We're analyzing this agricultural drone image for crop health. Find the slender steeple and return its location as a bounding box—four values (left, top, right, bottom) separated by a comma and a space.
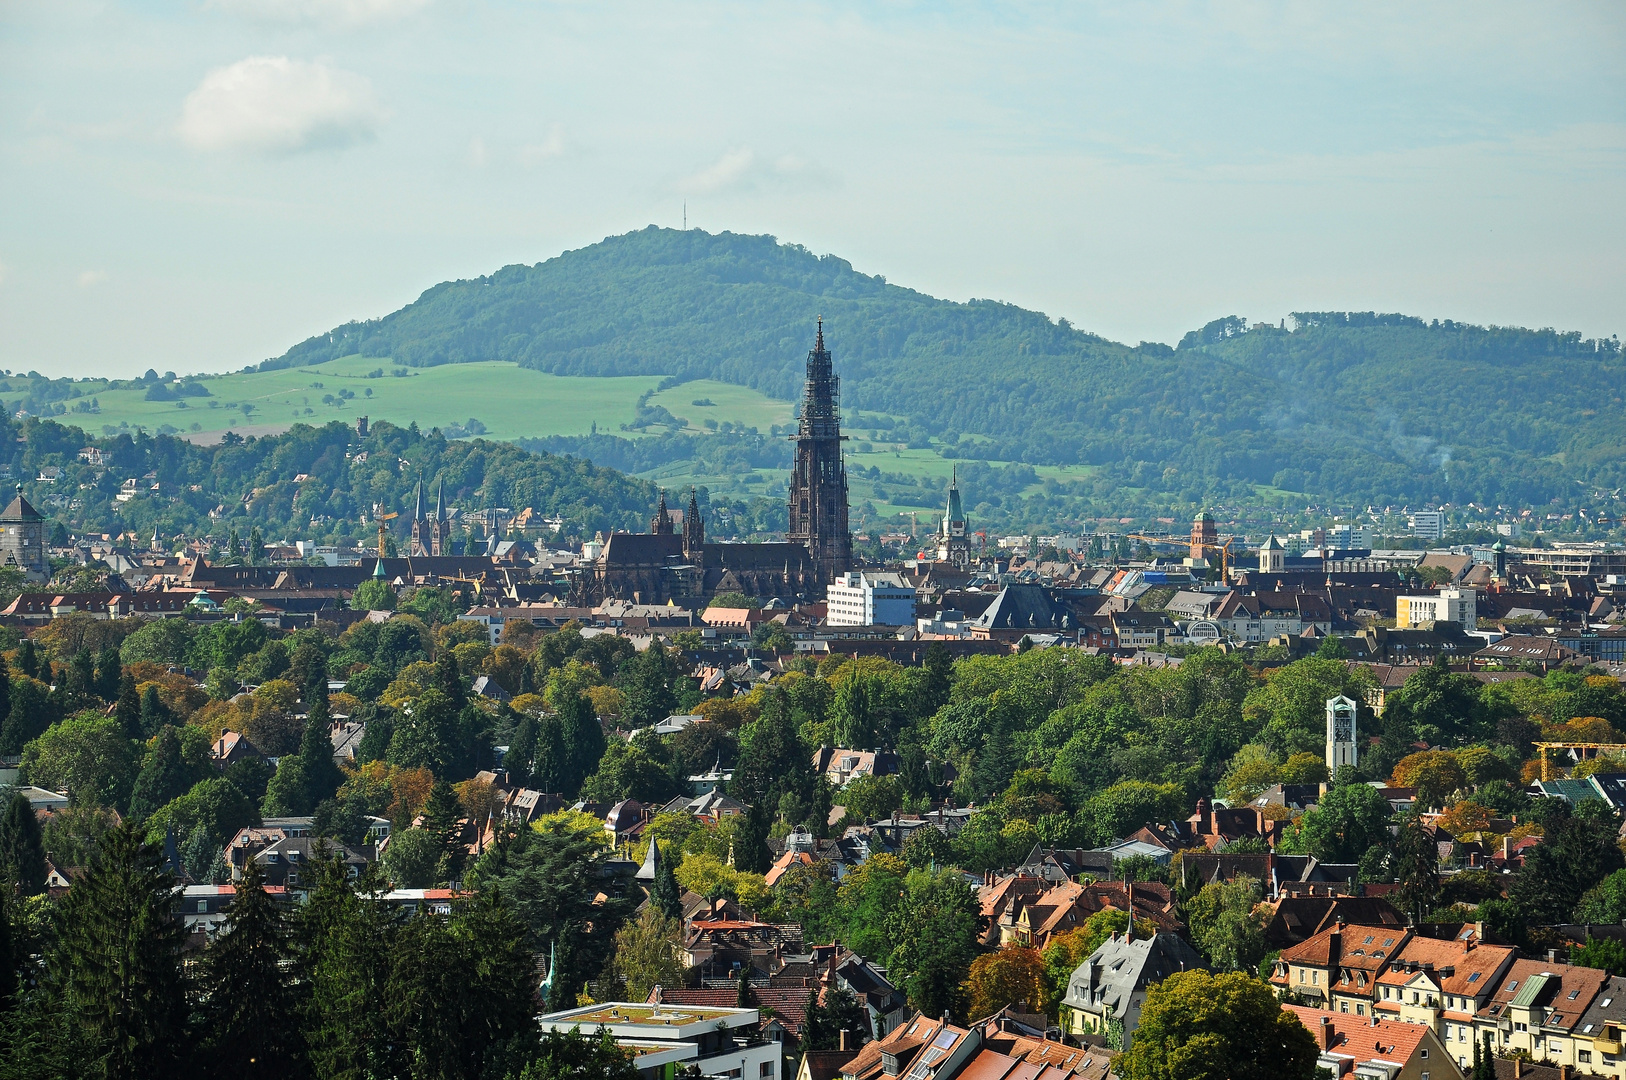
435, 478, 445, 522
683, 487, 704, 561
651, 489, 674, 535
787, 318, 852, 585
413, 476, 426, 521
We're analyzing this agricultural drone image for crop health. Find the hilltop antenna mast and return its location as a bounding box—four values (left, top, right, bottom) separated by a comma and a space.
683, 201, 687, 230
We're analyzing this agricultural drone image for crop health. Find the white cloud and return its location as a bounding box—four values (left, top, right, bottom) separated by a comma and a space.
677, 148, 838, 196
77, 270, 107, 287
179, 56, 387, 154
206, 0, 430, 29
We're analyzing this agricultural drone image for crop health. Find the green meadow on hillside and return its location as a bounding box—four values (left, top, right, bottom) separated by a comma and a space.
63, 359, 669, 443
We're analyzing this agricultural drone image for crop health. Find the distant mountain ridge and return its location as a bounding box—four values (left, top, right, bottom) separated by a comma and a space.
269, 227, 1625, 510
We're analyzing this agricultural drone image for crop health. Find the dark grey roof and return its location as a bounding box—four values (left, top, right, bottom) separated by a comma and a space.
972, 585, 1072, 631
1063, 933, 1208, 1020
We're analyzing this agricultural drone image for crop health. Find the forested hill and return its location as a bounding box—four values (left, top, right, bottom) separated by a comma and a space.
271, 227, 1624, 509
14, 416, 659, 541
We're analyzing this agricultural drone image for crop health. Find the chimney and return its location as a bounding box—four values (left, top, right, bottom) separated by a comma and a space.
1514, 1059, 1523, 1078
1504, 836, 1513, 861
1317, 1015, 1334, 1050
840, 1030, 849, 1052
1549, 949, 1559, 965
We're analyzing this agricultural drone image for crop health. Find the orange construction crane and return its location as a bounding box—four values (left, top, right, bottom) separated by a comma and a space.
372, 507, 399, 561
1126, 533, 1237, 581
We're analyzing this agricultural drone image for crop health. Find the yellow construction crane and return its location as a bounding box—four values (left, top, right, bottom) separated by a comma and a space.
372, 508, 399, 561
1125, 533, 1237, 581
1533, 741, 1624, 781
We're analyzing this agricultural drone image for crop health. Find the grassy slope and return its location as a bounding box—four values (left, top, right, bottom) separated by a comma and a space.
72, 358, 667, 443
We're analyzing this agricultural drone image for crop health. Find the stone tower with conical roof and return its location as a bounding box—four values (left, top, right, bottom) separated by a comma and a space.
0, 485, 47, 582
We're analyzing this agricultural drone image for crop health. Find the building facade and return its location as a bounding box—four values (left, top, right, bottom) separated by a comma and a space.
826, 572, 917, 626
1326, 695, 1358, 773
1398, 587, 1478, 632
787, 319, 852, 587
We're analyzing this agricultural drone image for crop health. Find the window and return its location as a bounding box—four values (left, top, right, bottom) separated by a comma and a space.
1581, 1051, 1593, 1064
1469, 973, 1481, 983
1506, 982, 1518, 993
761, 1064, 774, 1077
1340, 1002, 1348, 1013
197, 899, 207, 913
1357, 1005, 1365, 1016
1569, 989, 1581, 999
1421, 1049, 1428, 1058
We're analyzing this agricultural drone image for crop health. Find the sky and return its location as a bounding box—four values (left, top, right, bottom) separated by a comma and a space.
2, 1, 1623, 378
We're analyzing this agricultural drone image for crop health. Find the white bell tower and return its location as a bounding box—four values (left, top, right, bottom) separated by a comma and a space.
1326, 695, 1358, 773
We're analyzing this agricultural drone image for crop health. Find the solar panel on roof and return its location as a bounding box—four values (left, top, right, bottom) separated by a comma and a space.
933, 1029, 958, 1050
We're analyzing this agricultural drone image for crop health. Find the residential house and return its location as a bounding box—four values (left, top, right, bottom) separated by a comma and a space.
839, 1014, 982, 1080
1471, 958, 1609, 1074
1272, 923, 1414, 1014
1568, 971, 1626, 1077
1370, 931, 1519, 1046
1061, 932, 1208, 1049
1214, 591, 1333, 643
1282, 1004, 1462, 1080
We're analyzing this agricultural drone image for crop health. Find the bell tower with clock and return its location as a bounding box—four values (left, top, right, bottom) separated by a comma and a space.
1326, 695, 1358, 774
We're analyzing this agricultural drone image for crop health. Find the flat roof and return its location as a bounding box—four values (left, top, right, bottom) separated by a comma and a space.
540, 1002, 759, 1040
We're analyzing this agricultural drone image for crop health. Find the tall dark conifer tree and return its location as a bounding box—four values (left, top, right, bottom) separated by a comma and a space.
0, 790, 47, 895
50, 820, 188, 1079
558, 693, 603, 797
115, 674, 142, 741
94, 646, 122, 702
196, 860, 305, 1079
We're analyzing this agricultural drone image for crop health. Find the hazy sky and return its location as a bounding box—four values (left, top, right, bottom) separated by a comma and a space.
3, 1, 1623, 378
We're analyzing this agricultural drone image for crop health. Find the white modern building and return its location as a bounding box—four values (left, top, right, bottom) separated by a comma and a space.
1408, 510, 1445, 540
537, 1001, 779, 1080
825, 571, 916, 627
1397, 587, 1477, 632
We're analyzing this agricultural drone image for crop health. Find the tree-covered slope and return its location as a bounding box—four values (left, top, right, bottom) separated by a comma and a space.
270, 227, 1624, 509
14, 416, 660, 543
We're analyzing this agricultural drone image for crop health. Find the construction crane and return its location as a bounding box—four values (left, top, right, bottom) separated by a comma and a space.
371, 507, 399, 562
1125, 533, 1237, 581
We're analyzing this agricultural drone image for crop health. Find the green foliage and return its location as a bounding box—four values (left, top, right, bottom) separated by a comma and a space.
384, 827, 446, 888
605, 907, 686, 1002
1571, 937, 1626, 977
1576, 868, 1626, 924
464, 818, 634, 1006
515, 1027, 640, 1080
1186, 876, 1268, 973
886, 866, 979, 1021
1510, 800, 1626, 924
0, 790, 48, 895
127, 724, 212, 820
385, 895, 538, 1078
1280, 782, 1392, 863
49, 820, 189, 1078
1120, 970, 1318, 1080
195, 860, 306, 1076
20, 712, 139, 811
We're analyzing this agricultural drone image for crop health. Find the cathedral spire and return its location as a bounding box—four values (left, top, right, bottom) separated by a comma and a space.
684, 486, 704, 558
413, 475, 426, 521
435, 478, 445, 522
651, 489, 673, 535
815, 314, 824, 355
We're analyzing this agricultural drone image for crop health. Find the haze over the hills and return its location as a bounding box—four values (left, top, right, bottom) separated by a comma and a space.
267, 227, 1624, 513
